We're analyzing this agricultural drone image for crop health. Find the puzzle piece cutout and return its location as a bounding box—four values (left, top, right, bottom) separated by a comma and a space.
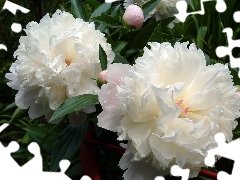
205, 132, 240, 180
0, 123, 91, 180
154, 176, 165, 180
0, 1, 30, 51
2, 0, 30, 33
233, 11, 240, 23
215, 27, 240, 73
171, 165, 190, 180
154, 165, 190, 180
175, 0, 227, 22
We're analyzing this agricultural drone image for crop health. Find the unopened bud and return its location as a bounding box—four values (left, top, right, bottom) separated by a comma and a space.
97, 70, 107, 87
122, 5, 144, 30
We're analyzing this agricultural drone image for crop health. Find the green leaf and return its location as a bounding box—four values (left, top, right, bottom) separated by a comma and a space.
89, 3, 111, 21
129, 17, 174, 49
128, 21, 159, 49
204, 53, 212, 66
50, 94, 98, 123
197, 26, 207, 49
9, 107, 27, 124
24, 124, 63, 147
113, 52, 129, 64
86, 0, 101, 9
50, 122, 88, 171
99, 45, 108, 70
142, 0, 161, 17
110, 4, 121, 17
93, 15, 122, 28
229, 65, 240, 86
112, 41, 128, 53
149, 21, 162, 43
66, 161, 81, 177
71, 0, 87, 21
1, 102, 16, 113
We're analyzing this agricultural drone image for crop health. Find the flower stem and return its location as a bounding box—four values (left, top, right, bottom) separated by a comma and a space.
80, 121, 101, 180
107, 26, 124, 40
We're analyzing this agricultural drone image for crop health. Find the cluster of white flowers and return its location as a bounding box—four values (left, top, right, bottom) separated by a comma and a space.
6, 7, 240, 180
98, 42, 240, 178
5, 10, 114, 122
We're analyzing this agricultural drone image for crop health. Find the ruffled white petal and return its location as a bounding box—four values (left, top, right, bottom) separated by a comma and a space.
98, 42, 240, 178
6, 10, 114, 121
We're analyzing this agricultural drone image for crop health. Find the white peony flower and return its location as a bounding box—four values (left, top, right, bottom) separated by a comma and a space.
125, 0, 190, 21
5, 10, 115, 122
98, 42, 240, 178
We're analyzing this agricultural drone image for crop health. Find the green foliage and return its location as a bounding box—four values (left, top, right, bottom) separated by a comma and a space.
50, 121, 88, 171
50, 94, 98, 122
142, 0, 161, 17
99, 44, 108, 70
93, 15, 122, 28
71, 0, 87, 21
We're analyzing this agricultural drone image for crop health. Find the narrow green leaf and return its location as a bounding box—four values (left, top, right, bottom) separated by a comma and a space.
129, 17, 174, 49
204, 53, 212, 66
50, 94, 98, 122
71, 0, 87, 21
149, 21, 162, 43
129, 21, 160, 49
66, 162, 81, 177
1, 102, 16, 113
113, 52, 129, 64
197, 26, 207, 49
142, 0, 161, 17
160, 16, 175, 27
110, 4, 121, 17
99, 45, 108, 70
229, 65, 240, 86
9, 107, 27, 124
50, 122, 88, 171
86, 0, 101, 9
93, 15, 122, 28
89, 3, 111, 21
112, 41, 128, 53
24, 124, 63, 147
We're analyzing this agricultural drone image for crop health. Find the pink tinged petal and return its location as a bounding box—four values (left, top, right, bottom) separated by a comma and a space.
99, 84, 119, 111
98, 70, 107, 83
106, 63, 131, 85
97, 111, 123, 132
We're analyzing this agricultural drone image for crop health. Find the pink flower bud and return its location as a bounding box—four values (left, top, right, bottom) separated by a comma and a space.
122, 5, 144, 30
97, 70, 107, 87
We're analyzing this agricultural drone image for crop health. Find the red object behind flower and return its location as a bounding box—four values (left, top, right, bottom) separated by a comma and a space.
81, 124, 218, 180
80, 122, 101, 180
